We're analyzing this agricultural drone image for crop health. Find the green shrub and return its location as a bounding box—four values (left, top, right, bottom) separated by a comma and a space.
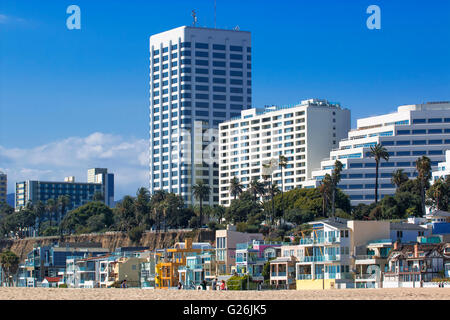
58, 284, 68, 288
128, 226, 144, 244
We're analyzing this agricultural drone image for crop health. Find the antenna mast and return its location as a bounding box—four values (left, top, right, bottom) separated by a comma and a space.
192, 10, 197, 27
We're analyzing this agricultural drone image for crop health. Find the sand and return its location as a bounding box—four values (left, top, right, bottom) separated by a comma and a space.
0, 287, 449, 300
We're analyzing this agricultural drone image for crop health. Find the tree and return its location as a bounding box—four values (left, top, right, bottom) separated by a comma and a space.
330, 160, 343, 216
369, 143, 390, 204
150, 190, 167, 232
93, 192, 104, 202
319, 174, 332, 217
229, 177, 243, 200
135, 187, 151, 229
426, 177, 449, 211
0, 250, 19, 287
57, 195, 71, 227
192, 180, 211, 228
33, 201, 46, 236
226, 192, 263, 224
278, 155, 289, 225
61, 202, 114, 234
416, 156, 432, 215
114, 195, 137, 232
248, 178, 265, 202
45, 199, 57, 227
391, 169, 409, 189
211, 205, 226, 224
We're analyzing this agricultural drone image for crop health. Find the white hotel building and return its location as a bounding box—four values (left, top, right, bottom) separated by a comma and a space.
149, 26, 252, 206
304, 101, 450, 205
432, 149, 450, 182
218, 99, 351, 206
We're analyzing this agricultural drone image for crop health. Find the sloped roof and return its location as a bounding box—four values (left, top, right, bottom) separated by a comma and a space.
426, 210, 450, 218
388, 243, 445, 260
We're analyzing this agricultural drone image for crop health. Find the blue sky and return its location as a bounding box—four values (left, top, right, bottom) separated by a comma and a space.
1, 0, 449, 199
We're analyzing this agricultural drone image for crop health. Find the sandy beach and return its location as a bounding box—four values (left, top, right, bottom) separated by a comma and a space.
0, 287, 449, 300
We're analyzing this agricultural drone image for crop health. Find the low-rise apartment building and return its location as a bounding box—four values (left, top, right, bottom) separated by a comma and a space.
215, 226, 263, 275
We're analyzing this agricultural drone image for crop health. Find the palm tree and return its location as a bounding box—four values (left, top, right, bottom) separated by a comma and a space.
33, 201, 46, 236
416, 156, 432, 215
426, 178, 447, 211
229, 177, 243, 200
151, 190, 167, 232
192, 180, 211, 228
45, 199, 57, 228
319, 174, 333, 217
330, 160, 343, 217
0, 251, 19, 287
369, 143, 390, 204
391, 169, 409, 189
278, 155, 289, 225
57, 195, 71, 226
248, 178, 265, 202
268, 183, 280, 225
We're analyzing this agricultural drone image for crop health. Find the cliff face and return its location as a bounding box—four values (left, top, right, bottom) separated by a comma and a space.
0, 230, 215, 262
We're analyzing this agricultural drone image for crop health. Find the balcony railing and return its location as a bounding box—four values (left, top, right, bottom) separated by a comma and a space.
298, 237, 340, 245
298, 255, 340, 263
355, 273, 378, 280
296, 274, 312, 280
355, 255, 376, 260
271, 272, 287, 277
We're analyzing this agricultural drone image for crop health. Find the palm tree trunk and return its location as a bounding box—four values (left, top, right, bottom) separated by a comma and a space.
375, 160, 379, 204
331, 187, 336, 217
199, 199, 203, 229
271, 176, 275, 226
281, 167, 284, 226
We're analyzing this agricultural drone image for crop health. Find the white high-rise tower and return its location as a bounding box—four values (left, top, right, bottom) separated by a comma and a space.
149, 26, 252, 206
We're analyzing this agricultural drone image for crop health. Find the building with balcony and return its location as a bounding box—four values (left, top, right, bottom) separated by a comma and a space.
17, 243, 107, 287
218, 99, 351, 205
215, 226, 263, 275
305, 101, 450, 205
295, 218, 390, 290
178, 251, 217, 289
390, 222, 431, 243
354, 239, 392, 288
269, 245, 300, 289
140, 250, 162, 289
383, 242, 446, 288
155, 239, 213, 289
235, 240, 285, 282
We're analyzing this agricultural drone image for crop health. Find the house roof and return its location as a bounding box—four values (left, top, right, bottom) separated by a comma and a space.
388, 243, 445, 260
426, 210, 450, 218
309, 217, 349, 230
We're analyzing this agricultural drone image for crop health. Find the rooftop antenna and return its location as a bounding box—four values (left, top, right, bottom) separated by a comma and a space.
214, 0, 217, 28
192, 9, 198, 27
234, 25, 240, 31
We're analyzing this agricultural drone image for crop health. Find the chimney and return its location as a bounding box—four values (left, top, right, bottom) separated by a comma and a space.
414, 243, 419, 258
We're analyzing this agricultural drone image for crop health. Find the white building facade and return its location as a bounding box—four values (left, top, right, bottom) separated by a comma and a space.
149, 26, 252, 206
432, 149, 450, 182
218, 99, 350, 205
305, 102, 450, 205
